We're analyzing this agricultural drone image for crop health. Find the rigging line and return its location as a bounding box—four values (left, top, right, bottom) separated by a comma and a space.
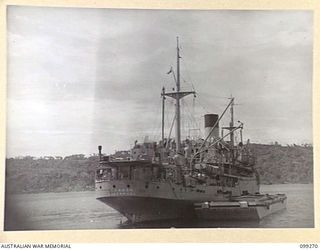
168, 45, 179, 87
181, 99, 194, 136
169, 101, 176, 130
181, 77, 191, 91
191, 96, 199, 129
180, 59, 196, 91
187, 98, 200, 127
197, 92, 230, 111
181, 100, 194, 138
197, 94, 226, 109
142, 97, 162, 142
167, 113, 176, 145
136, 99, 161, 140
153, 97, 164, 141
196, 95, 231, 115
195, 98, 210, 113
182, 98, 199, 129
180, 99, 186, 138
208, 95, 229, 100
165, 98, 175, 131
192, 96, 203, 132
186, 102, 196, 130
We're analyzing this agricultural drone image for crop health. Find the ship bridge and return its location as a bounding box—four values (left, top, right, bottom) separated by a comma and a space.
96, 157, 162, 182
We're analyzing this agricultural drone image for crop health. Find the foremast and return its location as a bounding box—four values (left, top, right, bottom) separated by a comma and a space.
161, 37, 195, 152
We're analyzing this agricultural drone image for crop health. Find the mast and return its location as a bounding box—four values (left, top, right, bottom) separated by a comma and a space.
230, 96, 235, 147
221, 97, 236, 161
230, 96, 235, 162
176, 37, 181, 152
161, 87, 165, 143
162, 37, 195, 153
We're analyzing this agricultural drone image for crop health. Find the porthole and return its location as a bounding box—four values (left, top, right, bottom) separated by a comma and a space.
127, 184, 130, 188
113, 185, 116, 188
156, 186, 160, 189
99, 186, 102, 189
145, 185, 149, 189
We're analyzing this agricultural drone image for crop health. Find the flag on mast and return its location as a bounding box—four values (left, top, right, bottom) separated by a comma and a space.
167, 66, 173, 74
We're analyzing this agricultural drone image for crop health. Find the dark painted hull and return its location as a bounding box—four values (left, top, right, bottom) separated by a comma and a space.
97, 196, 195, 223
95, 175, 260, 223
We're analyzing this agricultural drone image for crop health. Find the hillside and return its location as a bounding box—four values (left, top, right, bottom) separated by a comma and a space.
5, 155, 98, 194
5, 144, 313, 194
249, 143, 313, 184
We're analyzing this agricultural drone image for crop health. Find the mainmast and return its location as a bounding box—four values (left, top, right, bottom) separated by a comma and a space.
162, 37, 195, 153
161, 86, 165, 143
230, 96, 235, 147
175, 37, 182, 152
230, 97, 236, 162
221, 96, 236, 161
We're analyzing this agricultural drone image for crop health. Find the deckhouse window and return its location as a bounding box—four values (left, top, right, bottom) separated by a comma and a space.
118, 166, 130, 180
96, 168, 113, 181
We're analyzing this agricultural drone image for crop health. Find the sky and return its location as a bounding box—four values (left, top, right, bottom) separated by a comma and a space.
6, 7, 313, 157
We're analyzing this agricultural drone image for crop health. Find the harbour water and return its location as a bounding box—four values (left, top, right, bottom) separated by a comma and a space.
4, 184, 314, 230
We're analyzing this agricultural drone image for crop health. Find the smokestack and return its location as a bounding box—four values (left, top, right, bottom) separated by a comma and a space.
204, 114, 219, 139
98, 145, 102, 161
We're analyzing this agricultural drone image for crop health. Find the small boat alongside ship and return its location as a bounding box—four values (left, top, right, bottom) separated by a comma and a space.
194, 194, 287, 220
95, 37, 287, 224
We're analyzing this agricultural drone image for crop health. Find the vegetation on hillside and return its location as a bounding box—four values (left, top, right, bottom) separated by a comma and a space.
5, 144, 313, 194
5, 154, 98, 194
249, 143, 313, 184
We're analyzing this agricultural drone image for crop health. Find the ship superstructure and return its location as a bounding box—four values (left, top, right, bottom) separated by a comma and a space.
95, 38, 261, 223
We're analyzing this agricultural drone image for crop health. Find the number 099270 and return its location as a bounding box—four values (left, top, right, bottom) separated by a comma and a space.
300, 244, 318, 248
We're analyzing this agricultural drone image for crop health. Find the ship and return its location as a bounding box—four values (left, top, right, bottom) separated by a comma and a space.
95, 37, 286, 224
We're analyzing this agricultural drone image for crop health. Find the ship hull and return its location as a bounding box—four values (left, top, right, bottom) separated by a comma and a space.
97, 196, 195, 223
95, 177, 259, 223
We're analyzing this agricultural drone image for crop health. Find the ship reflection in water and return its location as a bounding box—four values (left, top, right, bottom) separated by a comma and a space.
4, 184, 313, 230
